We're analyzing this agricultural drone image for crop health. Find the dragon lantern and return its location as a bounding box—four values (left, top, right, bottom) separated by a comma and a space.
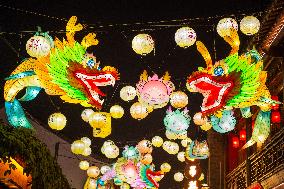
4, 16, 119, 128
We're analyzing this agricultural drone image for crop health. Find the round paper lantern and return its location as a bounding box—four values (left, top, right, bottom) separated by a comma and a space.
181, 138, 192, 147
137, 140, 152, 154
89, 112, 106, 128
87, 166, 100, 178
104, 144, 119, 159
120, 86, 137, 101
271, 111, 281, 123
240, 16, 260, 35
81, 137, 91, 146
175, 27, 197, 48
79, 160, 89, 170
71, 140, 86, 154
141, 153, 153, 165
132, 34, 154, 56
110, 105, 124, 119
26, 35, 52, 58
217, 18, 238, 37
122, 146, 140, 160
232, 136, 240, 148
163, 141, 179, 155
193, 112, 208, 126
82, 147, 92, 156
81, 109, 95, 122
130, 102, 149, 120
100, 165, 111, 174
174, 172, 184, 182
177, 152, 185, 162
170, 91, 189, 109
239, 129, 246, 141
200, 122, 212, 131
160, 163, 171, 173
152, 136, 163, 147
120, 183, 130, 189
48, 112, 67, 130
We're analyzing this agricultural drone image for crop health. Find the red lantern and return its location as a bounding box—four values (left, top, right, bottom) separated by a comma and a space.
232, 136, 240, 148
271, 96, 279, 110
239, 129, 246, 141
271, 111, 281, 123
252, 120, 255, 131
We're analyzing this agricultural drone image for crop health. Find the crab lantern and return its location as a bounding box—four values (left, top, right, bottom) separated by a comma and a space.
136, 70, 175, 109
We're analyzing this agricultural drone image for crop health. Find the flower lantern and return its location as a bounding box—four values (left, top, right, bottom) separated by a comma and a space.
87, 166, 100, 178
110, 105, 124, 119
174, 172, 184, 182
271, 111, 281, 123
151, 136, 163, 147
240, 16, 260, 35
26, 35, 52, 58
123, 161, 138, 182
239, 129, 246, 141
160, 163, 171, 173
232, 136, 240, 148
120, 86, 137, 101
81, 109, 95, 122
48, 112, 67, 130
175, 27, 197, 48
132, 34, 154, 56
137, 140, 152, 154
79, 160, 89, 170
130, 102, 149, 120
217, 18, 238, 37
193, 112, 207, 126
170, 91, 189, 109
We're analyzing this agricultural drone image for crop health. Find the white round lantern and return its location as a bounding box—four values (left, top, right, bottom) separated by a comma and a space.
81, 137, 91, 146
48, 112, 67, 130
181, 138, 192, 147
79, 160, 89, 170
177, 152, 185, 162
170, 91, 189, 109
130, 102, 149, 120
163, 141, 179, 155
82, 147, 92, 156
174, 172, 184, 182
175, 27, 197, 48
103, 143, 119, 159
110, 105, 124, 119
217, 18, 238, 37
81, 109, 95, 122
151, 136, 163, 147
120, 86, 137, 101
71, 140, 86, 154
160, 163, 171, 173
132, 34, 154, 56
240, 16, 260, 35
100, 165, 111, 174
26, 35, 52, 58
87, 166, 100, 178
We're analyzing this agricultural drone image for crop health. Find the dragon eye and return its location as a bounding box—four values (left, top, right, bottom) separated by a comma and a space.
213, 66, 224, 76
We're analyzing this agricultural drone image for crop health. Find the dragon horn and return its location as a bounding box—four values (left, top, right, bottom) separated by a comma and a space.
140, 70, 148, 81
196, 41, 213, 71
222, 28, 240, 55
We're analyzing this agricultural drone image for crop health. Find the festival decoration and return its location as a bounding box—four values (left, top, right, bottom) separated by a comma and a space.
164, 107, 191, 140
216, 18, 238, 37
89, 112, 112, 138
81, 137, 92, 146
151, 136, 164, 147
137, 140, 153, 154
181, 138, 192, 147
26, 33, 53, 58
175, 27, 197, 48
193, 112, 208, 126
174, 172, 184, 182
81, 109, 95, 122
100, 165, 111, 175
110, 105, 124, 119
186, 140, 209, 159
187, 27, 281, 146
79, 161, 90, 171
120, 86, 137, 101
239, 129, 246, 141
240, 16, 260, 36
200, 122, 212, 131
71, 137, 92, 156
121, 183, 130, 189
170, 91, 189, 109
130, 102, 149, 120
232, 136, 240, 148
122, 146, 140, 160
141, 153, 153, 165
163, 141, 179, 155
4, 16, 119, 128
160, 163, 171, 173
136, 70, 175, 109
87, 166, 100, 178
271, 111, 281, 123
48, 112, 67, 130
271, 96, 280, 110
132, 34, 154, 55
101, 140, 119, 159
177, 151, 186, 162
240, 107, 252, 118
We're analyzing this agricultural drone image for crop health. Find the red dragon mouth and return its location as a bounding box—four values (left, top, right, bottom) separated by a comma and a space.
146, 170, 164, 188
187, 73, 234, 115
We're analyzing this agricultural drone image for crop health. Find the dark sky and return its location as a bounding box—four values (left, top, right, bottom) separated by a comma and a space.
0, 0, 272, 188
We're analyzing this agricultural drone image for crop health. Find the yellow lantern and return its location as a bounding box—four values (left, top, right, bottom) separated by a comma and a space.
193, 112, 208, 126
151, 136, 163, 147
217, 18, 238, 37
130, 102, 149, 120
87, 166, 100, 178
120, 86, 137, 101
110, 105, 124, 119
174, 172, 184, 182
240, 16, 260, 35
200, 122, 212, 131
175, 27, 197, 48
177, 152, 185, 162
121, 183, 130, 189
170, 91, 188, 109
132, 34, 154, 56
89, 112, 112, 138
141, 153, 153, 165
102, 140, 119, 159
81, 109, 95, 122
163, 141, 179, 155
160, 163, 171, 173
48, 112, 67, 130
26, 35, 52, 58
137, 140, 153, 154
79, 160, 89, 170
181, 138, 192, 147
71, 140, 86, 154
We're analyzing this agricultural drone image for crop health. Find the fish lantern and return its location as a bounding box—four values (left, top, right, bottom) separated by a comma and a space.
170, 91, 189, 109
79, 160, 89, 170
164, 107, 191, 140
175, 27, 197, 48
130, 102, 149, 120
132, 34, 154, 56
163, 141, 179, 155
89, 112, 112, 138
137, 140, 153, 154
141, 154, 153, 165
71, 140, 85, 154
81, 109, 95, 122
122, 146, 140, 160
136, 70, 175, 109
120, 86, 137, 101
232, 136, 240, 148
48, 112, 67, 130
26, 33, 53, 58
216, 18, 238, 37
186, 140, 209, 159
240, 16, 260, 36
239, 129, 246, 141
174, 172, 184, 182
200, 122, 212, 131
151, 136, 163, 147
177, 152, 185, 162
193, 112, 208, 126
87, 166, 100, 178
110, 105, 124, 119
160, 163, 171, 173
100, 165, 111, 174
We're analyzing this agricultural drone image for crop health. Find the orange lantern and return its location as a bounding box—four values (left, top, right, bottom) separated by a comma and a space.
271, 111, 281, 123
232, 136, 239, 148
137, 140, 153, 154
239, 129, 246, 141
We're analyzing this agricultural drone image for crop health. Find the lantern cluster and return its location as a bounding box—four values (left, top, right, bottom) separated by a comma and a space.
48, 112, 67, 130
101, 140, 119, 159
71, 137, 92, 156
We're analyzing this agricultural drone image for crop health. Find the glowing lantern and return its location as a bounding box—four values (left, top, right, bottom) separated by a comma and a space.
137, 140, 152, 154
198, 173, 205, 181
102, 141, 120, 159
271, 111, 281, 123
122, 146, 140, 160
170, 91, 188, 108
239, 129, 246, 141
71, 140, 85, 154
82, 147, 92, 156
87, 166, 100, 178
217, 18, 238, 37
181, 138, 192, 147
151, 136, 163, 147
120, 183, 130, 189
232, 136, 239, 148
160, 163, 171, 173
200, 122, 212, 131
163, 141, 179, 155
175, 27, 196, 48
177, 152, 185, 162
193, 112, 208, 126
89, 112, 111, 138
240, 16, 260, 35
81, 137, 92, 146
48, 112, 67, 130
100, 165, 111, 174
89, 112, 107, 128
26, 35, 52, 58
81, 109, 95, 122
120, 86, 137, 101
130, 102, 149, 120
110, 105, 124, 119
79, 160, 89, 170
271, 96, 280, 110
174, 172, 184, 182
132, 34, 154, 55
141, 154, 153, 165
